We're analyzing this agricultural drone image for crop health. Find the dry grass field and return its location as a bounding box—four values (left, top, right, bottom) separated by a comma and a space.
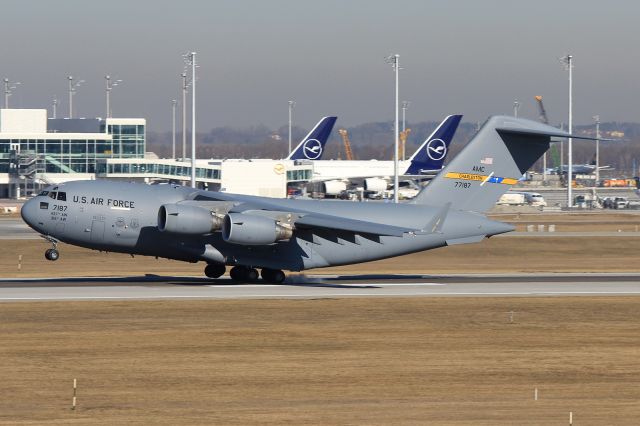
0, 298, 639, 425
1, 212, 640, 424
2, 236, 640, 279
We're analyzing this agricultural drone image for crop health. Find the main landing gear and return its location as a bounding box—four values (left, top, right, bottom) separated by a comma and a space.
42, 235, 59, 261
206, 265, 285, 284
204, 263, 226, 279
260, 268, 286, 284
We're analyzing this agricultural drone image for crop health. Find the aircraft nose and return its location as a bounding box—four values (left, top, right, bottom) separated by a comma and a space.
21, 198, 39, 230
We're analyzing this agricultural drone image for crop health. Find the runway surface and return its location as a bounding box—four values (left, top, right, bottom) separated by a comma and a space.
1, 273, 639, 301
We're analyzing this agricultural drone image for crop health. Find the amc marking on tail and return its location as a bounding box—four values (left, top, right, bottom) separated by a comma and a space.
445, 172, 518, 185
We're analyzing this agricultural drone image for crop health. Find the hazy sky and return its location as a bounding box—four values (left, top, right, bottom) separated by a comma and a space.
0, 0, 637, 132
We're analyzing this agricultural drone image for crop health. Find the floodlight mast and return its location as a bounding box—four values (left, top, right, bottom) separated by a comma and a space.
181, 72, 187, 159
171, 100, 177, 159
561, 54, 573, 207
386, 54, 400, 203
288, 100, 296, 154
593, 115, 600, 186
105, 75, 122, 118
2, 78, 8, 108
67, 76, 84, 118
187, 52, 197, 188
3, 78, 21, 108
513, 100, 520, 117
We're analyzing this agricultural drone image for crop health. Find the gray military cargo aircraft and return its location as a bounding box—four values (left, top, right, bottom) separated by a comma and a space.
21, 116, 593, 283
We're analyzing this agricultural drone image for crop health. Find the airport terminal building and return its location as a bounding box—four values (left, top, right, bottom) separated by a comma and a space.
0, 108, 312, 199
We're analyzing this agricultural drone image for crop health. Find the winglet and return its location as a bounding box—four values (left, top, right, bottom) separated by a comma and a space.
404, 115, 462, 175
287, 116, 337, 160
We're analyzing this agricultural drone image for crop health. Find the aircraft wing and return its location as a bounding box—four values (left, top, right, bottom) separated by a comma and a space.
191, 191, 419, 236
294, 212, 416, 237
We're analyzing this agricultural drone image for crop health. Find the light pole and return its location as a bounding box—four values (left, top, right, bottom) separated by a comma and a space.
105, 75, 122, 118
186, 52, 197, 188
181, 72, 187, 159
593, 115, 600, 187
288, 100, 296, 154
402, 101, 410, 161
561, 54, 573, 207
386, 54, 400, 203
171, 99, 177, 159
513, 100, 520, 117
67, 76, 84, 118
3, 78, 21, 108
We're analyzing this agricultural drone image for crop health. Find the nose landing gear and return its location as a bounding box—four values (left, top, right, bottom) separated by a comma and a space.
42, 235, 60, 261
44, 248, 59, 261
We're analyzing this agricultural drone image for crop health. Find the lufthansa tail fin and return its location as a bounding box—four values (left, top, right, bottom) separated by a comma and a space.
404, 114, 462, 175
286, 116, 337, 160
411, 116, 600, 212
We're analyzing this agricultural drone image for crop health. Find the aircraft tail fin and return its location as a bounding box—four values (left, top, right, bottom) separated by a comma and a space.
411, 116, 599, 212
404, 115, 462, 175
286, 116, 337, 160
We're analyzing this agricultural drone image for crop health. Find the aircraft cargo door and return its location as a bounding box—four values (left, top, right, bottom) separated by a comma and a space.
90, 220, 105, 242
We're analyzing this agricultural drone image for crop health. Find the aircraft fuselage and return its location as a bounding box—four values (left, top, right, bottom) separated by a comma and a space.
21, 180, 511, 272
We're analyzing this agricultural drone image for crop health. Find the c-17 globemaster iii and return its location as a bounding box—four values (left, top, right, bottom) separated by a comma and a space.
21, 116, 595, 283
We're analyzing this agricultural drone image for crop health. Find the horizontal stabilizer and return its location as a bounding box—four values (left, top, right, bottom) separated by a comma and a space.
496, 127, 615, 141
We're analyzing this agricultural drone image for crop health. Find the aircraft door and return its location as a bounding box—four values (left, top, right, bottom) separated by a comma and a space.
90, 220, 105, 242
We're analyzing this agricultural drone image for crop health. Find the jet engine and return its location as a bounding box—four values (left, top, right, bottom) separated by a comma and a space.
158, 204, 223, 235
322, 180, 347, 196
363, 177, 388, 192
222, 213, 293, 245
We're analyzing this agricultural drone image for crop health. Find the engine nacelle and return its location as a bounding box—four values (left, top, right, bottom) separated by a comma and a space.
158, 204, 222, 235
364, 177, 388, 192
222, 213, 293, 245
322, 180, 347, 196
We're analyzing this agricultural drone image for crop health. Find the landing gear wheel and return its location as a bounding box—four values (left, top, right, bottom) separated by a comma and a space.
42, 235, 60, 261
261, 268, 286, 284
44, 249, 59, 261
229, 266, 259, 283
204, 263, 226, 279
245, 268, 259, 282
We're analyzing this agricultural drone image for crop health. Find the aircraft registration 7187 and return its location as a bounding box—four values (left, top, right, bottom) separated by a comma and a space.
21, 116, 595, 283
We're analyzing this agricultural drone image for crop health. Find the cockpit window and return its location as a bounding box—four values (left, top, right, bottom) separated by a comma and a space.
57, 192, 67, 201
38, 190, 49, 196
48, 192, 57, 199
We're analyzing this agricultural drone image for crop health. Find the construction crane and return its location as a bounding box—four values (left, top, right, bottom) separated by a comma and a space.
534, 95, 560, 172
400, 128, 411, 160
338, 129, 354, 161
389, 128, 412, 160
534, 95, 549, 124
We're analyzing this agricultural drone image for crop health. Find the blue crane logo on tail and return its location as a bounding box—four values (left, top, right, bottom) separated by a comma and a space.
426, 139, 447, 161
303, 139, 323, 159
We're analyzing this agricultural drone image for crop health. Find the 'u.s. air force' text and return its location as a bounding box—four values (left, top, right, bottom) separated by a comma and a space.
72, 195, 135, 209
